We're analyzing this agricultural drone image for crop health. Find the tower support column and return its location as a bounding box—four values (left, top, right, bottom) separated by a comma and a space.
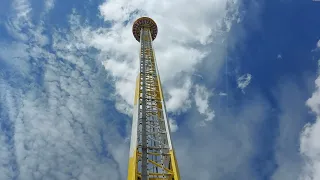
128, 17, 180, 180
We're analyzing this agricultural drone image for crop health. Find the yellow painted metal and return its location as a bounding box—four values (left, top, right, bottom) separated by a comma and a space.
127, 75, 140, 180
139, 172, 172, 176
134, 75, 140, 105
169, 150, 180, 180
148, 159, 174, 174
127, 149, 138, 180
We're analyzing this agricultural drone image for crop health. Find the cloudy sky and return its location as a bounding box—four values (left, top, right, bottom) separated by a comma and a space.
0, 0, 320, 179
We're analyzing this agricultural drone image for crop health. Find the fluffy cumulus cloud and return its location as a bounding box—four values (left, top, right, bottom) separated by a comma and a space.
165, 77, 192, 113
194, 85, 215, 123
300, 76, 320, 179
298, 40, 320, 180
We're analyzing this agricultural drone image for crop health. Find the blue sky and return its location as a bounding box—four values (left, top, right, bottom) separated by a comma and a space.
1, 0, 320, 180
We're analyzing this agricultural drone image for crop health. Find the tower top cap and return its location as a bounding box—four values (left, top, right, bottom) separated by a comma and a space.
132, 17, 158, 42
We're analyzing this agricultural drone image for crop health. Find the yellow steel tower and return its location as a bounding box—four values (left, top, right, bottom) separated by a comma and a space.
127, 17, 180, 180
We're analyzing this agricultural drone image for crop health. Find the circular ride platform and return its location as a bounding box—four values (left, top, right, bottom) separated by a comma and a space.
132, 17, 158, 42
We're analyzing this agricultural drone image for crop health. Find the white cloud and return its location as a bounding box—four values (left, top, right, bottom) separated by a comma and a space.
6, 0, 52, 46
0, 40, 123, 180
291, 41, 320, 180
0, 83, 18, 180
0, 1, 128, 180
300, 76, 320, 180
6, 0, 33, 41
271, 81, 309, 180
194, 85, 215, 122
219, 92, 228, 96
237, 73, 252, 93
13, 0, 32, 21
166, 77, 192, 113
306, 77, 320, 115
176, 94, 269, 180
44, 0, 55, 13
169, 118, 178, 132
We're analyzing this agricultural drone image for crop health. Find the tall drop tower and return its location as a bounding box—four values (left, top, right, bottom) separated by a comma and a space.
127, 17, 180, 180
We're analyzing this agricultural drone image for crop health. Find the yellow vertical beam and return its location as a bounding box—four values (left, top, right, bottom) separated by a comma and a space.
127, 151, 138, 180
169, 150, 180, 180
127, 75, 140, 180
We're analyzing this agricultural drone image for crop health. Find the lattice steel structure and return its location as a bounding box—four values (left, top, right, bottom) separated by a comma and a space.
127, 17, 180, 180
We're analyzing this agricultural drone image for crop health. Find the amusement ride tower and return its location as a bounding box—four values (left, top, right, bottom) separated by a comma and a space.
127, 17, 180, 180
